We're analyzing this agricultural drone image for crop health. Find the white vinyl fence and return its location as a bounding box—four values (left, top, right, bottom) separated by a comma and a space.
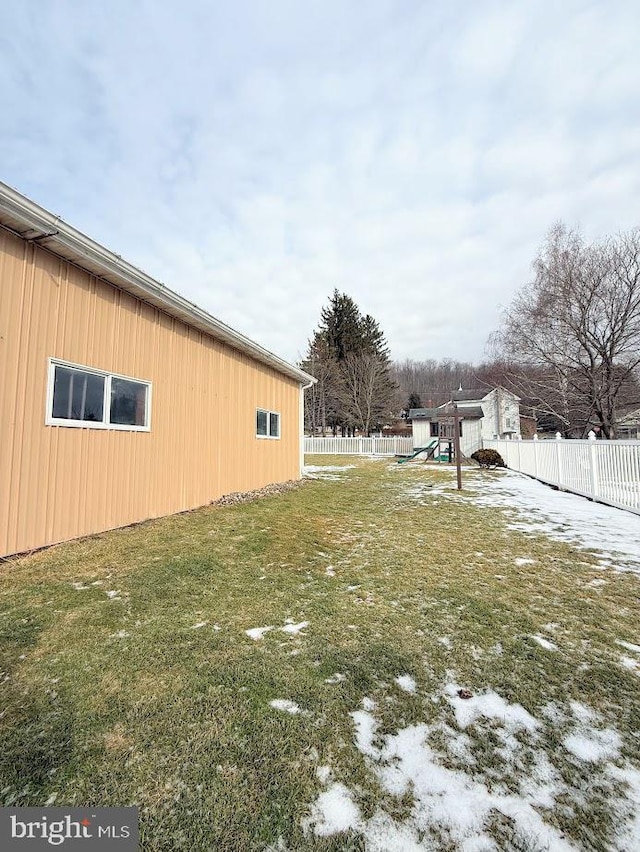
304, 436, 414, 456
484, 436, 640, 515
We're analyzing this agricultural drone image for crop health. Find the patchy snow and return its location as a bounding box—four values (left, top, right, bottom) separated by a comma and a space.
245, 625, 273, 640
304, 678, 640, 849
564, 728, 622, 763
531, 634, 558, 651
280, 620, 309, 635
325, 673, 346, 684
443, 683, 539, 733
303, 783, 361, 836
462, 470, 640, 572
616, 639, 640, 654
307, 698, 573, 850
325, 565, 336, 577
609, 766, 640, 851
352, 709, 379, 759
514, 557, 535, 566
71, 582, 91, 590
110, 630, 130, 639
303, 465, 356, 481
105, 590, 121, 599
269, 699, 302, 715
190, 620, 209, 629
316, 765, 332, 783
395, 674, 417, 694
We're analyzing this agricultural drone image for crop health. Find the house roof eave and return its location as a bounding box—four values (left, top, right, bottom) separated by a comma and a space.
0, 181, 316, 387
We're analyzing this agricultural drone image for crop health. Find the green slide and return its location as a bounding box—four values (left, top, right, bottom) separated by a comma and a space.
396, 438, 439, 463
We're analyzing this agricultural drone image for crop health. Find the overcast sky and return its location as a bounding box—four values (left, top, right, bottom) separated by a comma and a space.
1, 1, 638, 366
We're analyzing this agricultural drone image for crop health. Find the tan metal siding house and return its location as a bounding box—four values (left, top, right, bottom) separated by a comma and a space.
0, 183, 314, 558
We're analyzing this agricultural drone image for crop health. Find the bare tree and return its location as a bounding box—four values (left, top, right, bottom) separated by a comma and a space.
491, 224, 640, 437
392, 358, 478, 407
338, 352, 396, 435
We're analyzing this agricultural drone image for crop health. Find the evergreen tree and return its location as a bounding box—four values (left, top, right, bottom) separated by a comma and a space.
320, 290, 363, 361
302, 291, 398, 435
407, 392, 422, 411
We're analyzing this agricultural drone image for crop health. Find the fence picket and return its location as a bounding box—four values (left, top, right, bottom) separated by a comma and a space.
304, 436, 414, 456
485, 438, 640, 515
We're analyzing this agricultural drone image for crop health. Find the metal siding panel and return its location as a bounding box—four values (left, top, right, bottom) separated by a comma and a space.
1, 233, 301, 557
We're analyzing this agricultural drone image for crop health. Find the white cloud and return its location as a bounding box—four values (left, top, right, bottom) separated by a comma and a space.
0, 0, 638, 365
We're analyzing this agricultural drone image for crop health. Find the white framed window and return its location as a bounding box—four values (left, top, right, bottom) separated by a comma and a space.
46, 359, 151, 431
256, 408, 280, 439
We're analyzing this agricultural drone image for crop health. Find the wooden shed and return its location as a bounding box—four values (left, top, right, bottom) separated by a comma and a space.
0, 182, 314, 558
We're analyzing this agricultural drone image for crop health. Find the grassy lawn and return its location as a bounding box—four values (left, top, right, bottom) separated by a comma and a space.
1, 456, 639, 850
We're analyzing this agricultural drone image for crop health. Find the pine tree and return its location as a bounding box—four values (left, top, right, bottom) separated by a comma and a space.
302, 291, 398, 436
408, 392, 422, 411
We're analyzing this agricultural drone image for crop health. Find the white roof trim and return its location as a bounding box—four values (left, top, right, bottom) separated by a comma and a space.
0, 181, 315, 387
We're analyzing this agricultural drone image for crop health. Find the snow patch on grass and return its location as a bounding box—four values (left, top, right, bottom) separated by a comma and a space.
307, 693, 574, 850
303, 465, 356, 481
394, 674, 417, 694
245, 626, 273, 640
269, 699, 302, 715
443, 683, 539, 733
531, 634, 558, 651
464, 471, 640, 573
303, 782, 361, 836
616, 639, 640, 654
563, 728, 622, 763
305, 674, 640, 849
280, 620, 309, 635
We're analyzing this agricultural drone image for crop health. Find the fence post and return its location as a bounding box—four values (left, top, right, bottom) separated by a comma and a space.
555, 432, 563, 488
588, 430, 599, 498
533, 433, 539, 478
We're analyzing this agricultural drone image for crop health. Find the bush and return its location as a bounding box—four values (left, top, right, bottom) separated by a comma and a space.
471, 449, 506, 468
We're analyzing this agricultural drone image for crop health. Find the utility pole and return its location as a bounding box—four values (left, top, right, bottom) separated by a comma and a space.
453, 403, 462, 490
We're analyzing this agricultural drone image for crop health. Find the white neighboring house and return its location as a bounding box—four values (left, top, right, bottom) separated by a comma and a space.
409, 387, 521, 457
616, 407, 640, 439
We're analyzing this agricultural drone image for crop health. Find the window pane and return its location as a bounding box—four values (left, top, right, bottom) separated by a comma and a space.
256, 410, 268, 436
52, 366, 104, 421
269, 412, 280, 437
110, 378, 147, 426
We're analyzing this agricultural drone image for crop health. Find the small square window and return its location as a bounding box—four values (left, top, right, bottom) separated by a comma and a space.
256, 408, 280, 439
